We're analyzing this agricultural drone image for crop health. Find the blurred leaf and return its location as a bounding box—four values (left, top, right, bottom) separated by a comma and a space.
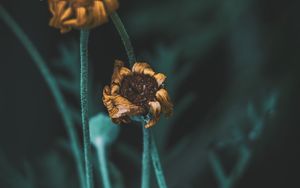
89, 113, 120, 145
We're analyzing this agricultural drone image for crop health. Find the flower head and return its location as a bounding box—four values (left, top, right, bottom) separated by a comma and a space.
48, 0, 119, 33
103, 60, 173, 128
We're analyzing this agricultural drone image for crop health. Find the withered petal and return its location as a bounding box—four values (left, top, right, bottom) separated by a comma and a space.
57, 1, 67, 16
110, 95, 144, 118
154, 73, 166, 87
92, 1, 108, 24
143, 68, 155, 77
155, 88, 173, 116
48, 0, 56, 14
132, 62, 151, 74
111, 60, 131, 85
76, 7, 88, 26
145, 101, 161, 128
63, 18, 78, 26
48, 0, 119, 32
111, 83, 120, 96
60, 7, 73, 21
103, 85, 144, 120
103, 0, 119, 13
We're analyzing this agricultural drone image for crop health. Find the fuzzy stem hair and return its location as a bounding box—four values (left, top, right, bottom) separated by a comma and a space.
80, 29, 94, 188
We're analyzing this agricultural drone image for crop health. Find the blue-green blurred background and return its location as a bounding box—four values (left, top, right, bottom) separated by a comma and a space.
0, 0, 299, 187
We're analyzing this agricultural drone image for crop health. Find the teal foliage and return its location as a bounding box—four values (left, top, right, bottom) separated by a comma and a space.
0, 0, 299, 188
89, 113, 119, 145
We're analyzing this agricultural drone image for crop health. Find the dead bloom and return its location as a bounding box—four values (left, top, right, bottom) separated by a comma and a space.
103, 60, 173, 128
48, 0, 119, 33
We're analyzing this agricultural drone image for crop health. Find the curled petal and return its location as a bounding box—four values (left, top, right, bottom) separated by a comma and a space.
48, 0, 56, 14
111, 60, 131, 85
132, 62, 151, 74
110, 96, 144, 118
111, 83, 120, 96
60, 27, 72, 33
154, 73, 166, 87
63, 19, 78, 27
49, 1, 67, 27
56, 1, 67, 16
60, 7, 73, 21
103, 86, 144, 123
143, 68, 155, 77
145, 101, 161, 128
155, 89, 173, 116
92, 1, 108, 26
76, 7, 88, 26
103, 0, 119, 13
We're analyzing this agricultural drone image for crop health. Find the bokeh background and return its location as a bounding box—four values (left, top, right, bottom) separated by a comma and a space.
0, 0, 299, 187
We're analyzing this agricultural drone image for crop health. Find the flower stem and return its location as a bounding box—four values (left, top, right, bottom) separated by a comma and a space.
150, 131, 168, 188
109, 12, 136, 66
80, 29, 93, 188
141, 125, 151, 188
0, 6, 86, 188
95, 138, 111, 188
105, 5, 169, 187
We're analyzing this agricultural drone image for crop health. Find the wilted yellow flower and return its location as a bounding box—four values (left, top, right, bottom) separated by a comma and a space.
103, 60, 173, 128
48, 0, 119, 33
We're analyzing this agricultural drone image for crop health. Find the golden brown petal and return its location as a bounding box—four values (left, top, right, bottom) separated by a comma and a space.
48, 0, 56, 14
76, 7, 88, 27
56, 1, 67, 16
103, 85, 144, 123
154, 73, 166, 87
103, 0, 119, 13
111, 60, 131, 85
132, 62, 151, 74
110, 95, 144, 118
60, 7, 72, 21
143, 68, 155, 77
48, 0, 119, 32
111, 83, 120, 96
155, 88, 173, 116
92, 1, 108, 26
145, 101, 161, 128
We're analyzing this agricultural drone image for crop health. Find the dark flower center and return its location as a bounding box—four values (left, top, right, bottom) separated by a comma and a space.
120, 73, 158, 110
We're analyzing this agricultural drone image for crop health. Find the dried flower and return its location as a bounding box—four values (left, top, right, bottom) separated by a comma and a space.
103, 60, 173, 128
48, 0, 119, 33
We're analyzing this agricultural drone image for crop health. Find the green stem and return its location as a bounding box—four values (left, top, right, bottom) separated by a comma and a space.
141, 125, 151, 188
95, 138, 111, 188
0, 6, 86, 188
108, 11, 136, 66
103, 0, 136, 66
105, 4, 169, 187
80, 29, 93, 188
150, 131, 168, 188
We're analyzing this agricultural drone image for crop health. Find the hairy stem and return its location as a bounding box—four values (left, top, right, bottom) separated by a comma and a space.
102, 3, 136, 66
80, 29, 93, 188
0, 6, 86, 188
95, 138, 111, 188
150, 131, 168, 188
142, 125, 151, 188
109, 12, 136, 65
